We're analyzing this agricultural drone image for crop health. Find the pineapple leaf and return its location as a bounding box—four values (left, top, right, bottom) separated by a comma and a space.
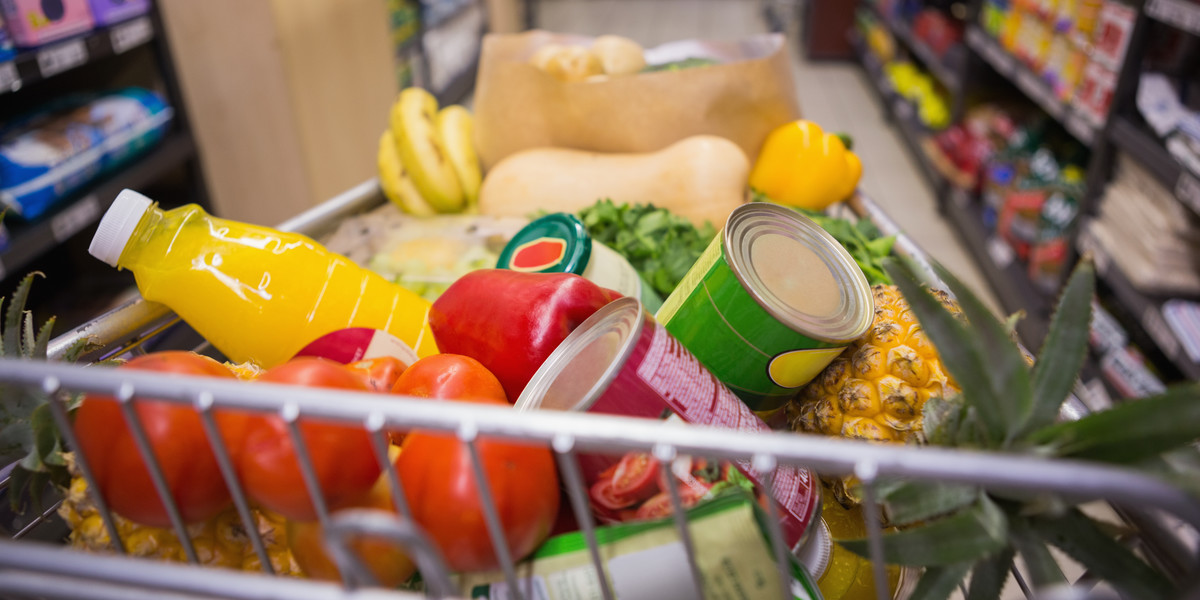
965, 546, 1014, 600
21, 311, 34, 358
3, 272, 41, 357
1002, 311, 1025, 338
61, 337, 91, 363
1030, 508, 1173, 598
32, 317, 53, 360
1028, 383, 1200, 463
908, 562, 972, 600
1024, 261, 1094, 435
884, 259, 1007, 447
881, 480, 980, 526
923, 393, 966, 446
1011, 518, 1066, 589
841, 494, 1008, 566
7, 465, 31, 512
932, 262, 1033, 446
30, 403, 56, 470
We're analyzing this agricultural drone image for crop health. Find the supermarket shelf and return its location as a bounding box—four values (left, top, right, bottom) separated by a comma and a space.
1107, 116, 1200, 217
435, 56, 479, 107
944, 189, 1051, 348
0, 131, 195, 281
1077, 223, 1200, 381
878, 14, 963, 93
854, 39, 947, 197
424, 0, 478, 30
1146, 0, 1200, 36
964, 26, 1098, 147
0, 16, 154, 96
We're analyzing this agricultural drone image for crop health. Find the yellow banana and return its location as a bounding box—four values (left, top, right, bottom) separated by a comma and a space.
390, 88, 465, 213
435, 105, 482, 211
378, 129, 436, 216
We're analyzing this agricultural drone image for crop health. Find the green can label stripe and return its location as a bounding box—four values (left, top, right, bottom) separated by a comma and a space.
656, 232, 723, 325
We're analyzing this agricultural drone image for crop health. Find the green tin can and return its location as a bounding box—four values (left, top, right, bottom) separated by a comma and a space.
656, 202, 874, 418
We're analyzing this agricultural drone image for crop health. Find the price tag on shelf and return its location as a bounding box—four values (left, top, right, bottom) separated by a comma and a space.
50, 195, 100, 242
986, 235, 1015, 268
37, 39, 87, 78
1175, 172, 1200, 215
1143, 305, 1183, 362
1148, 0, 1200, 36
110, 16, 153, 54
0, 62, 19, 92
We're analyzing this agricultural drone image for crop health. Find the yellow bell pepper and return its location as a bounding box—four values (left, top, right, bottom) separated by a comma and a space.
749, 120, 863, 211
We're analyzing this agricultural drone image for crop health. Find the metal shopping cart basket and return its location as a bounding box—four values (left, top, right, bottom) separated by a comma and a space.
0, 181, 1197, 600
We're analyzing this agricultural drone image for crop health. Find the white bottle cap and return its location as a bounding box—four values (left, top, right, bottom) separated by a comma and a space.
89, 189, 154, 267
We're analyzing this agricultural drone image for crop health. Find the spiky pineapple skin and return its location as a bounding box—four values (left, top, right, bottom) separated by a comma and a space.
788, 285, 961, 505
58, 467, 300, 575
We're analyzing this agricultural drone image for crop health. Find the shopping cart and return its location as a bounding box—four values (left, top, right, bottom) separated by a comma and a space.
0, 181, 1197, 600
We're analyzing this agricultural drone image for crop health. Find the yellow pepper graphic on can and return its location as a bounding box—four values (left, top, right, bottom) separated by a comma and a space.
656, 202, 874, 420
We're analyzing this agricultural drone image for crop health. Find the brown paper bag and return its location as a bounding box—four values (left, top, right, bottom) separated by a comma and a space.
473, 31, 801, 170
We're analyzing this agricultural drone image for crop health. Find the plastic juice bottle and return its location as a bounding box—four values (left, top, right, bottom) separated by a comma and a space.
88, 189, 438, 367
799, 494, 904, 600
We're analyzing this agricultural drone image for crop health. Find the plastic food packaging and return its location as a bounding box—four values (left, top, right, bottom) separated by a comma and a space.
0, 88, 172, 219
0, 0, 93, 47
88, 190, 438, 368
456, 493, 822, 600
86, 0, 149, 26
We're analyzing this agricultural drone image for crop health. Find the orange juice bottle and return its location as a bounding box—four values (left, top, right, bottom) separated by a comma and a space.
89, 189, 438, 367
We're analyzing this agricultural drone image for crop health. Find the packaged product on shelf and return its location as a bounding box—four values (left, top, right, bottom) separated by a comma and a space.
0, 11, 13, 61
473, 31, 799, 170
1027, 170, 1083, 293
87, 189, 439, 368
0, 0, 93, 47
1162, 300, 1200, 364
457, 493, 822, 600
516, 297, 822, 553
0, 88, 172, 219
85, 0, 148, 26
1088, 0, 1135, 71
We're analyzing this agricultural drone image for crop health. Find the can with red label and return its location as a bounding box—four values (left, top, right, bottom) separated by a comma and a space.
516, 296, 821, 552
496, 213, 663, 313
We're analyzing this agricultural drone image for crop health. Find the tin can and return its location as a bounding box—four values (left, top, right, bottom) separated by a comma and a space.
656, 202, 874, 419
496, 213, 663, 313
516, 297, 821, 552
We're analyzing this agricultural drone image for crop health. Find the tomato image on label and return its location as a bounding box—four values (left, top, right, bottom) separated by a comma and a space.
767, 347, 847, 388
509, 237, 568, 272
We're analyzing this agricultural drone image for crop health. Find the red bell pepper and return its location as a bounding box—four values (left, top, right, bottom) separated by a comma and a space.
429, 270, 620, 401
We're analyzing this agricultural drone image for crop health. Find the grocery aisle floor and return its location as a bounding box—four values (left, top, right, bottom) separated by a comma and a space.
536, 0, 1002, 314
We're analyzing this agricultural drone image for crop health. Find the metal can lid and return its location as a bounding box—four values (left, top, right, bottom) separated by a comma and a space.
515, 297, 644, 412
725, 203, 873, 344
496, 213, 592, 275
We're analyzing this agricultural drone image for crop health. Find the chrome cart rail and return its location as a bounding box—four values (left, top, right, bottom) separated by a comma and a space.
2, 182, 1196, 600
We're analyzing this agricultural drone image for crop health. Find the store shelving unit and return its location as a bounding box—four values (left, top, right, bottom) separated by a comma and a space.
416, 0, 488, 106
855, 1, 1200, 387
0, 16, 155, 95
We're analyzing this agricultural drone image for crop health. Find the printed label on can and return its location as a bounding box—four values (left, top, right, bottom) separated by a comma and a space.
632, 324, 819, 545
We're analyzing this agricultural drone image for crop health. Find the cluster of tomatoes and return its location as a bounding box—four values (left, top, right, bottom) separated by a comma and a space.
72, 351, 560, 584
589, 453, 736, 523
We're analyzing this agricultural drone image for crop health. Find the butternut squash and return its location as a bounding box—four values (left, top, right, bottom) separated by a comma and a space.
477, 135, 750, 229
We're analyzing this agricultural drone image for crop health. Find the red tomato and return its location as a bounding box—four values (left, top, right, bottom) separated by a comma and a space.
288, 473, 416, 587
396, 396, 559, 572
73, 351, 242, 527
589, 478, 638, 512
388, 354, 507, 445
237, 358, 382, 521
389, 354, 507, 402
346, 356, 410, 392
609, 452, 659, 502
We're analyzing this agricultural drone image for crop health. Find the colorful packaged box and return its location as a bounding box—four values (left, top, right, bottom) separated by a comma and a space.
1089, 0, 1135, 71
86, 0, 149, 26
1073, 59, 1118, 122
0, 11, 14, 61
0, 0, 93, 48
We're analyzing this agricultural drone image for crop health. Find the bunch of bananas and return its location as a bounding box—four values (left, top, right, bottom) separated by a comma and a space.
378, 87, 481, 215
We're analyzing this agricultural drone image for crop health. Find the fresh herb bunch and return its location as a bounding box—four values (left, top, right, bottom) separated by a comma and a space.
579, 199, 716, 297
752, 191, 896, 285
838, 258, 1200, 598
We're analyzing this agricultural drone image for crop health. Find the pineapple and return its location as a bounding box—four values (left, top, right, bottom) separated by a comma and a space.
789, 284, 961, 506
790, 284, 961, 444
58, 467, 300, 575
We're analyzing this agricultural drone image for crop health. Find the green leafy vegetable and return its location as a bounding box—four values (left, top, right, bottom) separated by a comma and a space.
578, 199, 716, 297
